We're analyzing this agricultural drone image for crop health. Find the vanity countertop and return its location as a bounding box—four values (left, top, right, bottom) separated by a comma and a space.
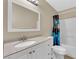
4, 36, 53, 57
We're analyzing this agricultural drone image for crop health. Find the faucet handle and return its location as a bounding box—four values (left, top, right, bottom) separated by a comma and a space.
19, 35, 27, 41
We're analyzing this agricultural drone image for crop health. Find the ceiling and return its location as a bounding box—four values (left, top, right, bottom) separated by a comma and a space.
46, 0, 76, 12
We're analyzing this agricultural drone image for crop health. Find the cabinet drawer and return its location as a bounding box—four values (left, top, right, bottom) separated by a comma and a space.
9, 48, 31, 59
4, 57, 9, 59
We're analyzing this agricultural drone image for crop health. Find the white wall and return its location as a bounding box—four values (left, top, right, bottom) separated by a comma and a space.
60, 17, 76, 47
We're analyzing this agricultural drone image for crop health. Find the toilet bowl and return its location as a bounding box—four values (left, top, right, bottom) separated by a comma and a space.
51, 46, 66, 59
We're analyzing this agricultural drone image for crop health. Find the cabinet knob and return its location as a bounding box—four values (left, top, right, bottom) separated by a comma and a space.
33, 50, 35, 53
48, 44, 50, 46
48, 53, 50, 55
29, 51, 32, 54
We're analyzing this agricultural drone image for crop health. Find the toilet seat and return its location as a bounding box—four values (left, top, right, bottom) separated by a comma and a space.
52, 46, 66, 55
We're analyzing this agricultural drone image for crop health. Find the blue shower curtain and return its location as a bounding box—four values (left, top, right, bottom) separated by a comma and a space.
52, 15, 60, 46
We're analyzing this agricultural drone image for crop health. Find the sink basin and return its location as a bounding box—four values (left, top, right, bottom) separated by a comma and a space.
15, 41, 36, 48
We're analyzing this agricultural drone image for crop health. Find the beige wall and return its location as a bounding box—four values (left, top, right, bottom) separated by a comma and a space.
59, 7, 76, 19
3, 0, 58, 42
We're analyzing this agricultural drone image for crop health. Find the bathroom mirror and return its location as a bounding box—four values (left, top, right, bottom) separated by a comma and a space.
8, 0, 40, 32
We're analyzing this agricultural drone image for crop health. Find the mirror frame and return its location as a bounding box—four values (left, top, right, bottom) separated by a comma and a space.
8, 0, 40, 32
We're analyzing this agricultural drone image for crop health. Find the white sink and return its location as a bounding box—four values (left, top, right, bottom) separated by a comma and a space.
15, 41, 36, 48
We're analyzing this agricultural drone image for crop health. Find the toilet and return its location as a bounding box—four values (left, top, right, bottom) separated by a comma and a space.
51, 46, 66, 59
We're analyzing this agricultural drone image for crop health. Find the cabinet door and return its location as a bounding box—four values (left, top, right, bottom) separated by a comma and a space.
41, 40, 52, 59
32, 44, 43, 59
32, 40, 52, 59
9, 48, 32, 59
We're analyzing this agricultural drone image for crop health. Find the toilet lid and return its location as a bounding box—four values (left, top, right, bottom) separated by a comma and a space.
53, 46, 66, 51
52, 46, 66, 55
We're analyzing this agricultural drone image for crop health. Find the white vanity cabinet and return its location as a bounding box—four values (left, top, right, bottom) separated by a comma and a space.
4, 39, 52, 59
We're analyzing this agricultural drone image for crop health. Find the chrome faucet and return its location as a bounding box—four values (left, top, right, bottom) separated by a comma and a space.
19, 35, 27, 41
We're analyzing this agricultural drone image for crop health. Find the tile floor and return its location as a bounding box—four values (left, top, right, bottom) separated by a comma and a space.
64, 55, 74, 59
